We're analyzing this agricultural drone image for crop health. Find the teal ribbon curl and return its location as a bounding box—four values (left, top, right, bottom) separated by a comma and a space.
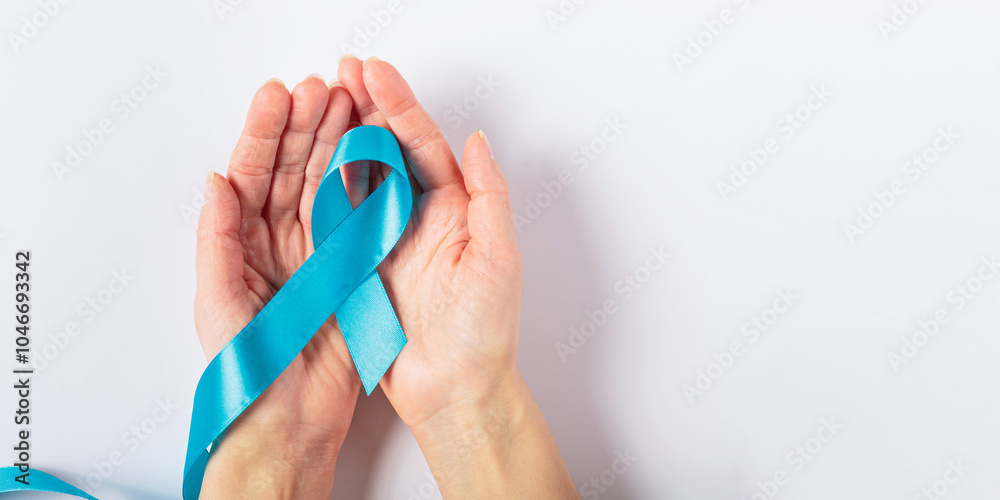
181, 125, 411, 499
0, 468, 98, 499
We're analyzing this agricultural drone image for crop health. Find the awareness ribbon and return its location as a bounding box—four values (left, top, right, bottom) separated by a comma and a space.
179, 125, 411, 499
0, 126, 410, 500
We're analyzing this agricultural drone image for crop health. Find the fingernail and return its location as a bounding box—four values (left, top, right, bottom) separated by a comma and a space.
327, 78, 341, 87
205, 171, 215, 200
265, 77, 285, 87
479, 131, 494, 159
339, 54, 356, 63
307, 73, 324, 81
363, 56, 381, 68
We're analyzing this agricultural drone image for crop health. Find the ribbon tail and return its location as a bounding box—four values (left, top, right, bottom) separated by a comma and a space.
337, 271, 407, 395
0, 467, 100, 499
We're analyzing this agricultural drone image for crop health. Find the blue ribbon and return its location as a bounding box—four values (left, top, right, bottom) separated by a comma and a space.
181, 125, 411, 499
0, 467, 98, 499
0, 128, 409, 500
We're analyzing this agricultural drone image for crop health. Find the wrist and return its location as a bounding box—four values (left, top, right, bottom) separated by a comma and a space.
406, 365, 576, 498
409, 362, 526, 436
200, 419, 344, 499
408, 366, 532, 491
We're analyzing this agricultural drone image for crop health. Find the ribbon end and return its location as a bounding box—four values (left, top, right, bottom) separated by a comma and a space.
357, 334, 406, 396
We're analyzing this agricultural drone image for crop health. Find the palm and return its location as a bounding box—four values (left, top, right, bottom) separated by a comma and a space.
237, 211, 359, 432
195, 76, 362, 443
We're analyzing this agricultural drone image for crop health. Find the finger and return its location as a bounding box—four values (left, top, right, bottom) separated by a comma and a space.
265, 75, 329, 222
335, 57, 382, 208
343, 118, 373, 207
195, 172, 248, 355
337, 55, 390, 129
461, 131, 518, 260
338, 57, 423, 202
342, 159, 371, 209
300, 82, 354, 231
227, 80, 291, 218
362, 58, 464, 192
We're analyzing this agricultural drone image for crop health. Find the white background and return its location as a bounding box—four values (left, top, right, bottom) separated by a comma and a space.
3, 0, 1000, 498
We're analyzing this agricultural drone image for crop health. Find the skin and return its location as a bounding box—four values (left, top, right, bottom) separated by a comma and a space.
195, 57, 577, 499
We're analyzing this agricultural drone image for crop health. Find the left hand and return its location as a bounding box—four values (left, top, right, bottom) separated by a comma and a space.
194, 74, 364, 498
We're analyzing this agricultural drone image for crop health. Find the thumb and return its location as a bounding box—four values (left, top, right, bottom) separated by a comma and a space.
195, 171, 247, 352
461, 131, 519, 264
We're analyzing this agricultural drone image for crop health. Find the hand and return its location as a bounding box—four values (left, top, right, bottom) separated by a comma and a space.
194, 75, 362, 498
336, 56, 577, 498
335, 55, 520, 436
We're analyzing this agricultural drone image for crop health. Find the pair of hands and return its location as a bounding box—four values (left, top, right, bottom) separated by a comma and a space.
194, 57, 574, 498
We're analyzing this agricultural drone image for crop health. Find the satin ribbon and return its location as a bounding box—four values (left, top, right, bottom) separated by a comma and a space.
0, 467, 98, 499
181, 125, 411, 499
0, 127, 409, 500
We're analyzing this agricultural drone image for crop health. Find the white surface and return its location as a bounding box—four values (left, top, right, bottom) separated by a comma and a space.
3, 0, 1000, 498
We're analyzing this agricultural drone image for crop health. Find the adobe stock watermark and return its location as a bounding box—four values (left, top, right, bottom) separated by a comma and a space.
52, 65, 169, 182
555, 246, 669, 362
878, 0, 934, 41
74, 396, 179, 493
578, 449, 638, 499
423, 407, 507, 488
339, 0, 412, 54
442, 75, 501, 130
741, 417, 844, 500
887, 255, 998, 371
212, 0, 250, 21
405, 472, 440, 500
716, 85, 833, 202
7, 0, 73, 53
515, 117, 627, 232
910, 460, 971, 500
178, 182, 208, 224
843, 126, 958, 243
682, 289, 798, 404
32, 268, 135, 372
544, 0, 590, 30
672, 0, 757, 73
